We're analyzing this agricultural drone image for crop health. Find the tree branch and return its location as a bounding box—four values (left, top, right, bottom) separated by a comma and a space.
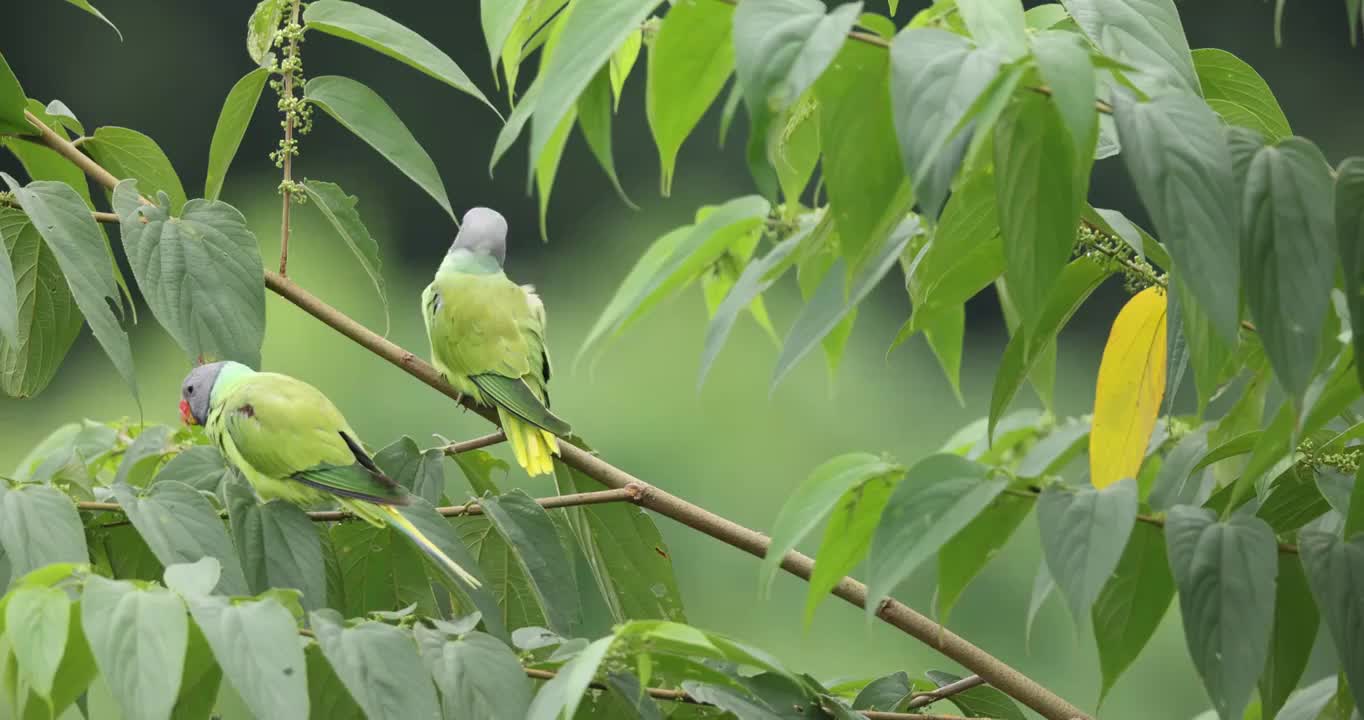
33, 103, 1090, 720
443, 430, 506, 456
276, 0, 303, 277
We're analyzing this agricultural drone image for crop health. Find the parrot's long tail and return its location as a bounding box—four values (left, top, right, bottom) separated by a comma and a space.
500, 410, 560, 477
377, 504, 482, 588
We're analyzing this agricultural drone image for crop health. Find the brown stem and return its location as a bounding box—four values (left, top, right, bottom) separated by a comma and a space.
35, 106, 1088, 720
907, 673, 988, 710
443, 431, 506, 456
277, 0, 303, 277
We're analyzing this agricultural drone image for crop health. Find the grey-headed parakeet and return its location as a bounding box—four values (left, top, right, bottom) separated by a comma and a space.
179, 361, 481, 587
422, 208, 571, 477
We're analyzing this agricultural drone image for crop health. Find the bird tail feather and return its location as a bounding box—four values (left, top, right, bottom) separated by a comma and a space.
500, 410, 559, 477
379, 504, 482, 588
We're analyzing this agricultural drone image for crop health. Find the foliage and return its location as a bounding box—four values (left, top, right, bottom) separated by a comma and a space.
2, 0, 1364, 719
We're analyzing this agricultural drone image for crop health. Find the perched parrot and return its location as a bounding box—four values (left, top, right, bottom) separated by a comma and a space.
422, 207, 571, 477
179, 361, 481, 588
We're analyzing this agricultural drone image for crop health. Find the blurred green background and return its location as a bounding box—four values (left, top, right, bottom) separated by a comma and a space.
3, 1, 1362, 717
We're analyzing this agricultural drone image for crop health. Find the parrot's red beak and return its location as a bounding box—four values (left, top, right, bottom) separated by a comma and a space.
179, 399, 196, 426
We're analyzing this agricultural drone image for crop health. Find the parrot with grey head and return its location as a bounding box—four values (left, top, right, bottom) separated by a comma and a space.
179, 361, 481, 588
421, 207, 571, 476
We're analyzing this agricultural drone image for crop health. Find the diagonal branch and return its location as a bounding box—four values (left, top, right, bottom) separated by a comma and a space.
33, 107, 1090, 720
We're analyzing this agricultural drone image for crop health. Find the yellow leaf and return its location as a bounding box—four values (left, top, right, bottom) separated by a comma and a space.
1090, 287, 1168, 489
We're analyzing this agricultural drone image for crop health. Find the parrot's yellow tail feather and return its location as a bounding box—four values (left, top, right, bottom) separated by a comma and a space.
381, 505, 482, 588
499, 412, 560, 477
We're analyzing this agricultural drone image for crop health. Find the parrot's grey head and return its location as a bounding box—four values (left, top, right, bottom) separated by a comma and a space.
448, 207, 507, 266
180, 361, 228, 426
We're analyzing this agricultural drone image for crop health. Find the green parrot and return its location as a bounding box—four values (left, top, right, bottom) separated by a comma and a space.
422, 207, 571, 477
179, 360, 481, 588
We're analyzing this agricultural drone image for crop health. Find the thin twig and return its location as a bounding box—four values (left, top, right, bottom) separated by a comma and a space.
277, 0, 303, 277
92, 210, 119, 224
906, 673, 988, 709
35, 104, 1089, 720
443, 431, 506, 456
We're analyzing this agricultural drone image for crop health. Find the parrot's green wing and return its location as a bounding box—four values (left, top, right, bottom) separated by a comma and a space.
470, 373, 571, 435
216, 373, 406, 505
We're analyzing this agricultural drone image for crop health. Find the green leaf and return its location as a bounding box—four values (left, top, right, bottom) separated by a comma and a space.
225, 476, 326, 612
0, 207, 79, 395
298, 180, 389, 335
552, 448, 687, 624
1335, 157, 1364, 394
577, 68, 632, 206
113, 180, 265, 368
733, 0, 860, 197
113, 480, 250, 596
816, 39, 912, 264
205, 68, 269, 202
0, 54, 29, 135
995, 91, 1084, 327
1061, 0, 1199, 95
304, 0, 495, 112
455, 515, 546, 633
154, 446, 235, 494
1149, 424, 1211, 510
865, 454, 1007, 615
185, 595, 309, 719
0, 484, 88, 583
397, 499, 502, 634
579, 196, 770, 362
925, 670, 1027, 720
1091, 521, 1174, 700
609, 28, 641, 109
5, 586, 68, 699
330, 522, 436, 618
1032, 30, 1098, 157
852, 671, 911, 711
761, 453, 900, 596
49, 598, 97, 717
415, 626, 533, 720
1241, 137, 1337, 399
310, 611, 440, 720
1299, 532, 1364, 712
525, 636, 614, 720
903, 170, 1003, 308
0, 175, 137, 397
956, 0, 1027, 58
247, 0, 288, 65
1037, 478, 1138, 627
114, 424, 172, 487
373, 436, 443, 506
532, 104, 575, 242
936, 491, 1033, 623
804, 464, 899, 625
528, 0, 662, 186
646, 0, 735, 194
58, 0, 122, 40
989, 256, 1109, 438
478, 490, 581, 636
173, 619, 222, 720
304, 76, 453, 220
85, 127, 188, 214
1165, 506, 1278, 720
1, 104, 94, 208
1260, 556, 1318, 720
81, 576, 187, 720
481, 0, 533, 70
773, 217, 916, 388
1193, 49, 1291, 141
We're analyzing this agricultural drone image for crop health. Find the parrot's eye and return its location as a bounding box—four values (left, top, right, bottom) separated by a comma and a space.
186, 386, 194, 395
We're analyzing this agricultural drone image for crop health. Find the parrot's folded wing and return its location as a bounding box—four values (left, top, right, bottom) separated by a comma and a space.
292, 462, 409, 505
471, 373, 572, 436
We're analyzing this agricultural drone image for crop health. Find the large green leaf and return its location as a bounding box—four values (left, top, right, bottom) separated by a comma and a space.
204, 68, 270, 202
1032, 30, 1098, 158
1260, 557, 1318, 720
1299, 532, 1364, 712
478, 490, 581, 636
1193, 49, 1291, 141
311, 611, 440, 720
1165, 506, 1277, 720
804, 464, 899, 625
1061, 0, 1199, 95
225, 476, 326, 612
865, 454, 1006, 615
304, 76, 453, 220
577, 68, 631, 207
85, 127, 187, 214
994, 91, 1085, 326
396, 499, 503, 637
1241, 137, 1337, 400
330, 521, 437, 618
760, 453, 900, 596
373, 436, 444, 506
773, 217, 916, 388
0, 207, 80, 399
988, 256, 1109, 438
733, 0, 860, 197
414, 626, 533, 720
525, 636, 614, 720
956, 0, 1027, 58
59, 0, 122, 40
0, 55, 29, 135
113, 481, 249, 596
1037, 478, 1138, 627
299, 180, 388, 334
246, 0, 288, 64
81, 576, 187, 720
113, 180, 265, 368
903, 170, 1003, 309
304, 1, 494, 112
154, 446, 236, 494
527, 0, 661, 183
173, 620, 222, 720
5, 585, 68, 700
0, 484, 88, 584
935, 491, 1032, 623
925, 670, 1027, 720
1091, 521, 1174, 700
0, 175, 137, 397
184, 593, 309, 719
1149, 425, 1210, 510
646, 0, 735, 193
2, 104, 94, 209
1335, 157, 1364, 394
481, 0, 533, 70
553, 449, 686, 624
